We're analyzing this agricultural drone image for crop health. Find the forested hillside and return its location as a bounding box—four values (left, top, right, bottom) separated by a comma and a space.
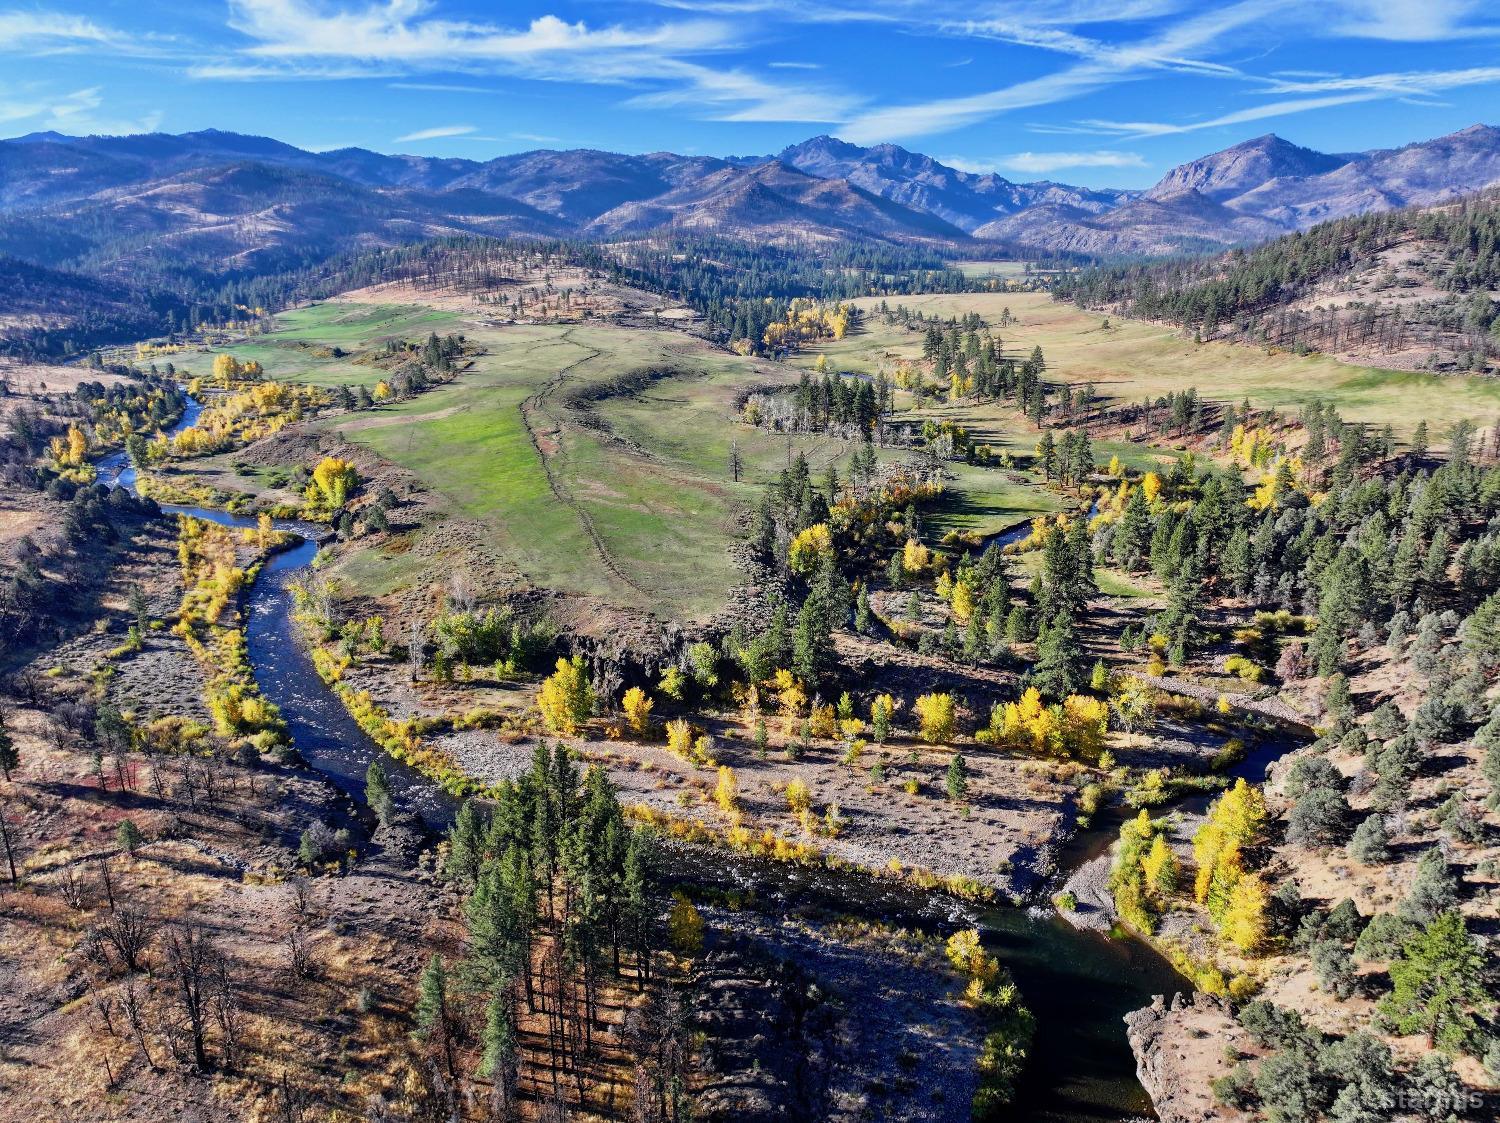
1055, 190, 1500, 373
0, 232, 998, 360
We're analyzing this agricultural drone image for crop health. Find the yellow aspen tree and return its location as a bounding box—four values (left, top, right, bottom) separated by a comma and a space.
66, 424, 88, 465
1060, 694, 1109, 760
212, 353, 242, 385
692, 734, 716, 767
714, 766, 739, 820
913, 692, 957, 744
788, 523, 834, 574
1221, 872, 1269, 953
621, 686, 654, 734
1142, 834, 1179, 898
1141, 471, 1162, 504
665, 718, 693, 760
772, 669, 806, 733
785, 778, 812, 820
537, 655, 592, 734
667, 893, 704, 954
312, 457, 358, 507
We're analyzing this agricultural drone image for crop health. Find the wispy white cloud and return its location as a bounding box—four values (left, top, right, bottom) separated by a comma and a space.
191, 62, 396, 80
228, 2, 732, 63
395, 123, 477, 142
1326, 0, 1500, 41
1259, 65, 1500, 98
1067, 64, 1500, 138
197, 1, 849, 125
839, 0, 1289, 143
624, 61, 859, 122
1076, 93, 1385, 138
0, 9, 182, 59
390, 81, 500, 94
947, 149, 1147, 174
0, 10, 115, 49
0, 82, 162, 136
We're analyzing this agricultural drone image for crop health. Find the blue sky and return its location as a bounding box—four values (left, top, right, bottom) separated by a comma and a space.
3, 1, 1500, 187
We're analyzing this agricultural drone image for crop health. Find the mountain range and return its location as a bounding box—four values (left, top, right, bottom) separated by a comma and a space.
1, 123, 1499, 276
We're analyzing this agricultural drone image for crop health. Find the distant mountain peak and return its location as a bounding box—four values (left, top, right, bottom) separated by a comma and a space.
1145, 133, 1348, 202
9, 130, 71, 144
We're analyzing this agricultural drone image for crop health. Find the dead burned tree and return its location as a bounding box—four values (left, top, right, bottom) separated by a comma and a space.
624, 990, 692, 1123
407, 616, 424, 682
97, 906, 154, 973
60, 864, 90, 910
210, 947, 243, 1070
274, 1070, 312, 1123
287, 874, 312, 919
120, 978, 156, 1070
287, 926, 316, 980
163, 923, 220, 1071
0, 800, 18, 885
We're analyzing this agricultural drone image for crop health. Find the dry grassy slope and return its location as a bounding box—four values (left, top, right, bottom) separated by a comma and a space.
1276, 230, 1500, 370
824, 291, 1500, 438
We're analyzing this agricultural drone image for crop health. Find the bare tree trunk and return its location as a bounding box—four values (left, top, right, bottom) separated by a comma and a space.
121, 979, 156, 1069
165, 923, 216, 1071
0, 807, 17, 884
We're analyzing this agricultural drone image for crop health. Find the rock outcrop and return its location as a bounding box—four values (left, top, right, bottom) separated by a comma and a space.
1124, 992, 1251, 1123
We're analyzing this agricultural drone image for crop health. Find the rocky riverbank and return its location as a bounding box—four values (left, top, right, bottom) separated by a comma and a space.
1124, 992, 1249, 1123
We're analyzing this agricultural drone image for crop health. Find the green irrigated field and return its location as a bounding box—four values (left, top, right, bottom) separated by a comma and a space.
320, 321, 824, 619
952, 260, 1031, 280
306, 310, 1071, 617
174, 303, 465, 388
805, 291, 1500, 439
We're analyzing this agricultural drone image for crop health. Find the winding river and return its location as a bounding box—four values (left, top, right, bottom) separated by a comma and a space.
97, 392, 1296, 1122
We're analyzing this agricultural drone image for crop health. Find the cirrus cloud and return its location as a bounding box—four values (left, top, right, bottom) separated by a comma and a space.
395, 123, 477, 141
947, 149, 1148, 174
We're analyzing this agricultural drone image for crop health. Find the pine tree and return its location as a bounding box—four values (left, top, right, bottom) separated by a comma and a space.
128, 584, 150, 631
1038, 430, 1057, 480
946, 753, 969, 802
1034, 618, 1083, 696
854, 584, 872, 634
116, 819, 143, 856
1402, 848, 1458, 924
1412, 420, 1429, 459
444, 799, 487, 886
0, 727, 17, 782
1381, 911, 1492, 1051
415, 954, 456, 1078
1348, 814, 1389, 864
365, 759, 394, 823
477, 988, 517, 1083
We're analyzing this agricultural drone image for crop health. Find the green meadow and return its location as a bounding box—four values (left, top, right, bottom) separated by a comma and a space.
175, 303, 465, 388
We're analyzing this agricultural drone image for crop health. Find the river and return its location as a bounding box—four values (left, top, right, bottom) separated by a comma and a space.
98, 391, 1299, 1123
